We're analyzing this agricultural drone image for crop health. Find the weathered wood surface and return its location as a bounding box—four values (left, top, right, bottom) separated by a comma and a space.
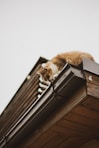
84, 71, 99, 98
20, 84, 99, 148
0, 59, 99, 148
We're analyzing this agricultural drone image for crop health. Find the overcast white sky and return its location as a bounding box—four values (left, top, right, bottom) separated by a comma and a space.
0, 0, 99, 114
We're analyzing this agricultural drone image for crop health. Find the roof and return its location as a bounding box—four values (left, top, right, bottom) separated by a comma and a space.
0, 58, 99, 148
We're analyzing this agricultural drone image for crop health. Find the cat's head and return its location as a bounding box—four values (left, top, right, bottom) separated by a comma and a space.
37, 63, 52, 81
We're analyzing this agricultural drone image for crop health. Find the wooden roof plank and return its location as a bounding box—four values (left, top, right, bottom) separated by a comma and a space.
64, 112, 99, 128
0, 58, 99, 148
58, 136, 89, 148
87, 82, 99, 98
72, 104, 99, 121
82, 96, 99, 111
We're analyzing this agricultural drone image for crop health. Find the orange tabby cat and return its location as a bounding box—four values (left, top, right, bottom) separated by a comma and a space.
37, 51, 94, 81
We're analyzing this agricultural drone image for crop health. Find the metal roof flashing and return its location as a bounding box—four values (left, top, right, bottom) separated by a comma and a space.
82, 58, 99, 76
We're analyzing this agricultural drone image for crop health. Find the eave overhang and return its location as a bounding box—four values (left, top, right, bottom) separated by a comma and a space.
0, 58, 99, 148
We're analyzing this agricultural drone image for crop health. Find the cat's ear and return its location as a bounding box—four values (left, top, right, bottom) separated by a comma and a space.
37, 63, 46, 74
37, 65, 42, 75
